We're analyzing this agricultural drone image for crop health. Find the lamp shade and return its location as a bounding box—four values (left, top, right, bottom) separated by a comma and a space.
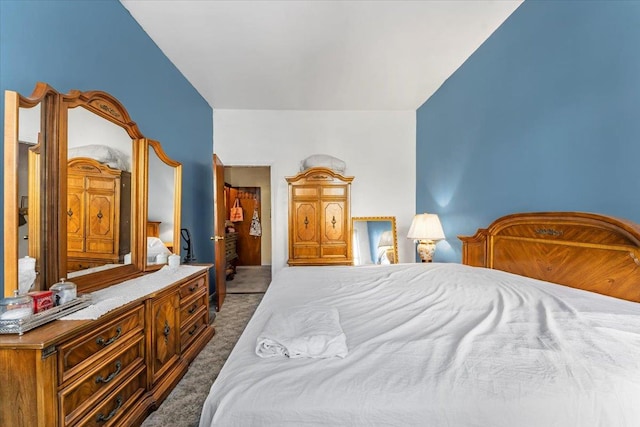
407, 213, 445, 241
377, 230, 394, 248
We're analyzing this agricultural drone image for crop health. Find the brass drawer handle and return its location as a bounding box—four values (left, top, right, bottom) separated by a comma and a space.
188, 323, 199, 336
95, 360, 122, 384
96, 395, 123, 423
96, 326, 122, 347
188, 303, 198, 314
188, 283, 199, 292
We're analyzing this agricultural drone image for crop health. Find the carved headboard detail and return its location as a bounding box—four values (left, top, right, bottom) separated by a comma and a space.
459, 212, 640, 303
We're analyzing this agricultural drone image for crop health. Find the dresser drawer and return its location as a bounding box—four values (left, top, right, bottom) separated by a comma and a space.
59, 335, 144, 426
180, 310, 207, 351
73, 366, 146, 427
180, 291, 208, 324
58, 305, 145, 384
179, 275, 207, 299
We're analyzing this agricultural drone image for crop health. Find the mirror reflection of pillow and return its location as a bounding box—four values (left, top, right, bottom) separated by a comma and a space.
68, 144, 131, 171
147, 237, 171, 258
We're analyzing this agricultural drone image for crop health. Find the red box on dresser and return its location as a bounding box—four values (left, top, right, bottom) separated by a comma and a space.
28, 290, 54, 313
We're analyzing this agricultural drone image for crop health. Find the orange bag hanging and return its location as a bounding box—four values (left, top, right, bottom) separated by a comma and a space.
230, 198, 244, 222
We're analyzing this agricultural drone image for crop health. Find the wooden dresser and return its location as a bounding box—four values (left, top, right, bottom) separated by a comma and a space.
0, 267, 214, 427
67, 158, 131, 272
287, 167, 354, 266
225, 232, 238, 278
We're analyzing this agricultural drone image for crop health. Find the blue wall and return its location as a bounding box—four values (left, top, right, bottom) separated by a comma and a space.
0, 0, 214, 296
416, 0, 640, 262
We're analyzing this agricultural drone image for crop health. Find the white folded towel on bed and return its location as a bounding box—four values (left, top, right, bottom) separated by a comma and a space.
256, 306, 348, 359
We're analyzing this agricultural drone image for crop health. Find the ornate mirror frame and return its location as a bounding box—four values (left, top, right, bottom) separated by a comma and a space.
60, 89, 145, 292
4, 83, 61, 297
4, 82, 184, 296
352, 216, 398, 266
143, 139, 182, 271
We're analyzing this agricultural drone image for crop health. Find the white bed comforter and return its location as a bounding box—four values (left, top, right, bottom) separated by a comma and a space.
199, 263, 640, 427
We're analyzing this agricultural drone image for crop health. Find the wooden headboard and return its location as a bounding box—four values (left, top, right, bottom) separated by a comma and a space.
459, 212, 640, 303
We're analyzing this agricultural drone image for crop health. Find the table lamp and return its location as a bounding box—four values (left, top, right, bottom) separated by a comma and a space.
407, 213, 445, 262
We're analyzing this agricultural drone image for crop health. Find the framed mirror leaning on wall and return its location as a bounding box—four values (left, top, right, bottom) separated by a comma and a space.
352, 216, 398, 266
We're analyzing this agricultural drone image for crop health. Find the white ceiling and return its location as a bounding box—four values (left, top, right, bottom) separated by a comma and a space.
120, 0, 522, 111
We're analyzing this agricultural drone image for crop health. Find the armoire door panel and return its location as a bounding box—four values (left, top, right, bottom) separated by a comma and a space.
86, 239, 115, 254
321, 186, 346, 197
321, 244, 347, 258
87, 194, 115, 239
293, 245, 320, 259
67, 238, 85, 252
322, 201, 344, 242
67, 192, 84, 237
294, 202, 317, 243
292, 186, 319, 198
87, 176, 116, 191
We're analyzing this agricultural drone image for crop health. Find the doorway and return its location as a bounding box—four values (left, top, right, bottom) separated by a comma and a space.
223, 166, 272, 267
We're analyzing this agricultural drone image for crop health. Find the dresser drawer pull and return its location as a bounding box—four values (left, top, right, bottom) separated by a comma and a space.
96, 326, 122, 347
188, 303, 198, 314
188, 323, 199, 336
163, 320, 171, 343
95, 360, 122, 384
96, 395, 123, 423
188, 283, 199, 292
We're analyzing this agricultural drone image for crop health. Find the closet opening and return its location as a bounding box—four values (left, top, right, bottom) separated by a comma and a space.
222, 166, 271, 293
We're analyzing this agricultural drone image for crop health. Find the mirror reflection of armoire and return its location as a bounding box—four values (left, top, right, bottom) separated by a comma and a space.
287, 167, 354, 266
67, 157, 131, 272
0, 82, 214, 427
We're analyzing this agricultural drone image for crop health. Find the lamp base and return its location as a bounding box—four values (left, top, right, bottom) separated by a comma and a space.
416, 240, 436, 263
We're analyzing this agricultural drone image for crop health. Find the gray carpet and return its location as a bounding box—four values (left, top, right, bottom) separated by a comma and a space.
141, 293, 263, 427
227, 265, 272, 293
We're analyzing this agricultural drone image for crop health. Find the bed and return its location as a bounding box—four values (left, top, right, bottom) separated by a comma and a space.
199, 212, 640, 426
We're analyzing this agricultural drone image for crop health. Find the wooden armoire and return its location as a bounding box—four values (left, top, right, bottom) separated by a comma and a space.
287, 167, 353, 266
67, 157, 131, 271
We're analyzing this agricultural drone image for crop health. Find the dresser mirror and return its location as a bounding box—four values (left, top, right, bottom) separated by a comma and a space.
352, 216, 398, 265
4, 83, 184, 295
65, 103, 134, 278
4, 83, 60, 297
60, 89, 145, 291
145, 139, 182, 270
17, 109, 40, 284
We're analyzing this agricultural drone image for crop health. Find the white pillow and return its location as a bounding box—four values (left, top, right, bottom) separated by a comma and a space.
300, 154, 346, 174
147, 237, 171, 258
